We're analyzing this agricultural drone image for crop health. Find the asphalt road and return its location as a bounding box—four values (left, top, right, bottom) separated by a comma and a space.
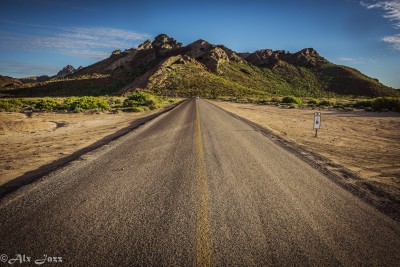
0, 99, 399, 266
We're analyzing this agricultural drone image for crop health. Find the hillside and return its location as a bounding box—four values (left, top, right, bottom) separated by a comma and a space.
1, 34, 398, 98
0, 75, 22, 88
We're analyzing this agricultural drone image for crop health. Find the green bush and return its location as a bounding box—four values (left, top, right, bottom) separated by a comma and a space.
130, 106, 150, 112
123, 92, 164, 110
256, 98, 270, 105
281, 96, 302, 105
371, 97, 400, 112
0, 100, 13, 111
124, 92, 150, 106
0, 98, 34, 111
319, 99, 334, 106
307, 98, 319, 105
64, 97, 110, 111
35, 98, 62, 110
354, 99, 373, 108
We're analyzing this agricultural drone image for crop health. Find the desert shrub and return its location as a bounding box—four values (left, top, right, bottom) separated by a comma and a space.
124, 92, 150, 106
63, 97, 110, 111
130, 106, 143, 112
34, 98, 62, 110
130, 106, 150, 112
114, 99, 122, 105
256, 98, 270, 105
0, 100, 13, 111
7, 99, 23, 107
123, 92, 164, 110
281, 96, 302, 105
319, 99, 334, 106
0, 98, 35, 111
371, 97, 400, 112
307, 98, 319, 105
354, 99, 373, 108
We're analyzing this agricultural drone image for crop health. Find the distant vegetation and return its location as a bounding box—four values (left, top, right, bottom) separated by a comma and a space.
354, 97, 400, 112
0, 93, 178, 113
123, 92, 174, 112
214, 96, 400, 113
281, 96, 302, 105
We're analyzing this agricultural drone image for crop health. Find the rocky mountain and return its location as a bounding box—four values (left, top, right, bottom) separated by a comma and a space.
20, 75, 51, 84
239, 48, 327, 68
55, 65, 83, 79
1, 34, 399, 98
0, 75, 23, 88
0, 65, 83, 89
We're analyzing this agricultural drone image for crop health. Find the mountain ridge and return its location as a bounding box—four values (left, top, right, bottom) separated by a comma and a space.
1, 34, 398, 98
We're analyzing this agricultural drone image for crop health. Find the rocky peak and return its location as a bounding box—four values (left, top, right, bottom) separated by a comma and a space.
289, 48, 326, 67
299, 48, 318, 56
138, 39, 152, 50
153, 34, 170, 45
186, 39, 230, 71
112, 49, 122, 55
244, 49, 279, 66
151, 34, 183, 52
217, 45, 245, 63
242, 47, 326, 68
55, 65, 81, 78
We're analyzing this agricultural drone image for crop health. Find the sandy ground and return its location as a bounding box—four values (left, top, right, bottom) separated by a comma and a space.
0, 110, 162, 186
212, 101, 400, 194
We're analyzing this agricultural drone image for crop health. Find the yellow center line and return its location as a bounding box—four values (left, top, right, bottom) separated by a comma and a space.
195, 101, 212, 267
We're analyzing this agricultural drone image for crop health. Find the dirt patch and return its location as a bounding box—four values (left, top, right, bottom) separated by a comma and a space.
212, 101, 400, 197
0, 110, 163, 187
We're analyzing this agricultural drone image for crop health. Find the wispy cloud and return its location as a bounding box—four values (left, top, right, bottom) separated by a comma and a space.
4, 0, 97, 11
0, 22, 151, 59
361, 1, 400, 28
337, 57, 363, 64
65, 50, 110, 60
382, 34, 400, 50
361, 1, 400, 51
0, 61, 60, 77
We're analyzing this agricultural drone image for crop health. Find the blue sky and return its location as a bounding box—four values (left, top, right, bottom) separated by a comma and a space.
0, 0, 399, 88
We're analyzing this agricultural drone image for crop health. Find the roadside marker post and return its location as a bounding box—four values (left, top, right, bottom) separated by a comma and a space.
313, 112, 321, 137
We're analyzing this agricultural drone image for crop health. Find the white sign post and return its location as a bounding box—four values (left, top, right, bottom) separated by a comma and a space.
314, 112, 321, 137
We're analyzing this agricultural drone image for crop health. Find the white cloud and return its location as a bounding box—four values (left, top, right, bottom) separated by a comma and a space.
64, 50, 110, 60
382, 34, 400, 50
0, 25, 151, 59
361, 1, 400, 28
337, 57, 363, 64
0, 61, 60, 77
68, 27, 150, 41
361, 1, 400, 51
